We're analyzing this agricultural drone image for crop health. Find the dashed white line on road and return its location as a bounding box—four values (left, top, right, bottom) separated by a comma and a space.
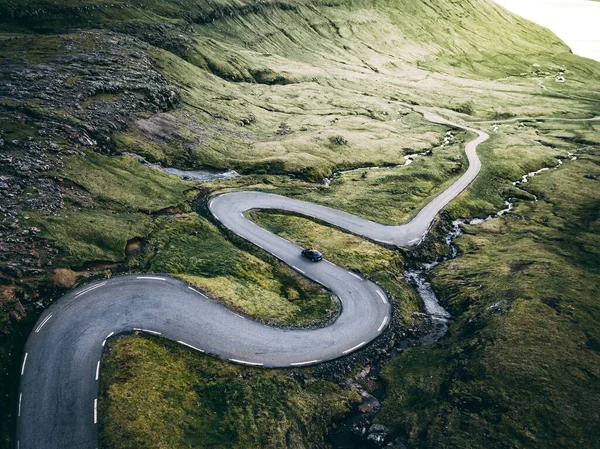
93, 399, 97, 424
214, 214, 220, 221
35, 314, 53, 333
95, 361, 100, 381
177, 341, 205, 353
376, 290, 388, 304
229, 358, 263, 366
75, 282, 107, 298
378, 316, 389, 332
188, 286, 204, 296
233, 313, 246, 320
292, 265, 305, 274
290, 360, 320, 366
136, 276, 166, 281
342, 341, 366, 355
18, 393, 22, 417
348, 272, 362, 280
21, 353, 28, 375
133, 328, 161, 335
408, 238, 419, 244
209, 200, 213, 208
380, 240, 393, 245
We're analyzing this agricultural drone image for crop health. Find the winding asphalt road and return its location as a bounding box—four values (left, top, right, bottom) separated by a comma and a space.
16, 111, 488, 449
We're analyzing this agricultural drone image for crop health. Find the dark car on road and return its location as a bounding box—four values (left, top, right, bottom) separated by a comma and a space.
301, 247, 323, 262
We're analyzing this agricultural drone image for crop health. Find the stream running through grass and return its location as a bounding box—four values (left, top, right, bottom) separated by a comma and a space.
329, 150, 581, 448
405, 150, 577, 344
323, 132, 455, 186
124, 152, 240, 181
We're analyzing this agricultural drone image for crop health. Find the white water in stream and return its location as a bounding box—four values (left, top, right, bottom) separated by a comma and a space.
408, 151, 579, 335
124, 152, 240, 181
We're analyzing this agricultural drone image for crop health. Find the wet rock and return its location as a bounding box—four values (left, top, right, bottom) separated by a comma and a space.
367, 431, 387, 446
358, 393, 381, 413
369, 424, 386, 433
386, 438, 410, 449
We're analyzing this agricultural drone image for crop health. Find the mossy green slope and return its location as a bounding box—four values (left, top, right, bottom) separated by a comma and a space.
378, 138, 600, 448
99, 335, 360, 449
0, 0, 599, 448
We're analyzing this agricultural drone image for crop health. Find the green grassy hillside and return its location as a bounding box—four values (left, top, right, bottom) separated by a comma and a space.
379, 139, 600, 449
0, 0, 599, 448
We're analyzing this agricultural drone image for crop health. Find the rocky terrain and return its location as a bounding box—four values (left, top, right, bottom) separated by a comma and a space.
0, 30, 178, 280
0, 30, 183, 443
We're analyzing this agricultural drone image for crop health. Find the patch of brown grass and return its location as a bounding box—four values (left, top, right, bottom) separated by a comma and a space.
51, 268, 80, 288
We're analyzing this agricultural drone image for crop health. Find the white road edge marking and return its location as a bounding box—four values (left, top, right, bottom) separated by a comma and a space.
75, 283, 102, 296
348, 272, 362, 280
233, 313, 246, 320
290, 360, 320, 366
342, 341, 366, 355
21, 353, 28, 375
177, 341, 205, 352
229, 358, 263, 366
188, 286, 204, 296
75, 282, 107, 298
136, 276, 166, 281
378, 316, 389, 332
93, 399, 97, 424
35, 313, 53, 333
380, 240, 393, 245
95, 361, 101, 381
18, 393, 22, 417
408, 238, 419, 244
214, 214, 220, 221
133, 328, 161, 335
292, 265, 305, 274
102, 331, 115, 347
376, 290, 388, 304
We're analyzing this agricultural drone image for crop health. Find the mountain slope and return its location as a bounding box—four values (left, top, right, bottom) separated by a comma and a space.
0, 1, 599, 448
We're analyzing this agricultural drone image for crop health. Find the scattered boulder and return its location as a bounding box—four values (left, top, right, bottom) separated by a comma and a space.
331, 135, 348, 145
240, 112, 256, 126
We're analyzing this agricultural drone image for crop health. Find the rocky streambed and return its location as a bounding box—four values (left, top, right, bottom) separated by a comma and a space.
124, 152, 240, 182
